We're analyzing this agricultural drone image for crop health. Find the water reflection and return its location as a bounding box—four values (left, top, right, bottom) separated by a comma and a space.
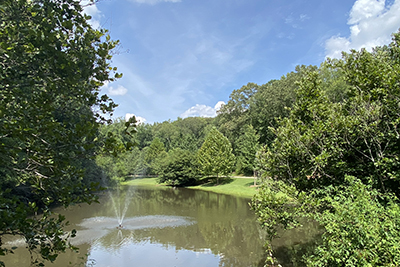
3, 185, 318, 267
270, 220, 322, 267
72, 215, 194, 246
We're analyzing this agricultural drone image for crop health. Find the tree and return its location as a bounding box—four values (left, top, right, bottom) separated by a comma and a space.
157, 148, 200, 186
135, 123, 154, 149
216, 83, 258, 149
144, 137, 167, 175
0, 0, 124, 265
235, 125, 260, 176
252, 31, 400, 266
197, 127, 235, 183
95, 118, 138, 182
251, 65, 317, 146
150, 117, 213, 152
173, 117, 213, 151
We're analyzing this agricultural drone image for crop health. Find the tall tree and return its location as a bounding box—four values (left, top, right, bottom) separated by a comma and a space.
251, 65, 317, 145
144, 137, 167, 174
135, 123, 154, 149
235, 125, 260, 176
216, 83, 258, 149
0, 0, 124, 265
197, 127, 235, 183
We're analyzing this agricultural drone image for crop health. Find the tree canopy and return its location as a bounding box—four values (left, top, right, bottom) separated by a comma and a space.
197, 127, 235, 181
252, 31, 400, 266
0, 0, 125, 265
157, 148, 200, 186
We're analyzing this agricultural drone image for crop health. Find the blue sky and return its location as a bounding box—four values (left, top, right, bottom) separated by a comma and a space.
84, 0, 400, 124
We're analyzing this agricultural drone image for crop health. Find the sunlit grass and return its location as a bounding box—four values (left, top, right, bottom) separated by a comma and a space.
122, 177, 160, 186
123, 176, 258, 199
188, 177, 258, 199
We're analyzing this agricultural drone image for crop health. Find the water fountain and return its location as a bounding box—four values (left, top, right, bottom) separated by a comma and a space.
106, 184, 135, 228
65, 185, 194, 246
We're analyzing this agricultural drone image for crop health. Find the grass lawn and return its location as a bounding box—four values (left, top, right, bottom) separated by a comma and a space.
122, 177, 159, 187
123, 176, 259, 199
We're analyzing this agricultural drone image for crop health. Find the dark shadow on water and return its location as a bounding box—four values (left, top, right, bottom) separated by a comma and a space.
272, 239, 319, 267
269, 223, 323, 267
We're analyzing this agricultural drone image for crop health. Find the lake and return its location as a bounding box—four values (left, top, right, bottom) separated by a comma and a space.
2, 184, 269, 267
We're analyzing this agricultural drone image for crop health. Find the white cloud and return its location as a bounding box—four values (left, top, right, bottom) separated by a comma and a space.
130, 0, 181, 4
325, 37, 351, 59
81, 0, 102, 29
325, 0, 400, 58
103, 83, 128, 96
125, 113, 147, 124
214, 101, 225, 112
348, 0, 385, 24
180, 101, 225, 119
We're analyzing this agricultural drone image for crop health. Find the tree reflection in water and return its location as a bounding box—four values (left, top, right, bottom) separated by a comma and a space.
1, 185, 318, 267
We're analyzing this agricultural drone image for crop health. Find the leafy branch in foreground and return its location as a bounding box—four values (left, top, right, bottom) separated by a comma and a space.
0, 0, 124, 265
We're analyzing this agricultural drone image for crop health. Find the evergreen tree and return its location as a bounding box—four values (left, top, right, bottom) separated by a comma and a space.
198, 127, 235, 183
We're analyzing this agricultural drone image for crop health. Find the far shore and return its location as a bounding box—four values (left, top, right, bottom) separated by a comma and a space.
122, 176, 259, 199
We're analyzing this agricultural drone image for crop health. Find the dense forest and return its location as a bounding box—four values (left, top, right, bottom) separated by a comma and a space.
1, 0, 400, 266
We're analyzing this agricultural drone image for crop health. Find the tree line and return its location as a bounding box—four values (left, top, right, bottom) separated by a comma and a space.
98, 32, 400, 265
96, 118, 237, 186
96, 63, 343, 185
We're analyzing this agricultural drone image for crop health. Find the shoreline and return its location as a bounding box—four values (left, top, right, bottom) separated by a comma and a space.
122, 177, 259, 199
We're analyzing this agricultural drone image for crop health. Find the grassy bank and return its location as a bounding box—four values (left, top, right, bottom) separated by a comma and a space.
122, 177, 159, 187
123, 177, 259, 199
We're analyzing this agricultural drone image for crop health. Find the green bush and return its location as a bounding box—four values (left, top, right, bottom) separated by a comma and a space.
301, 177, 400, 266
157, 148, 200, 186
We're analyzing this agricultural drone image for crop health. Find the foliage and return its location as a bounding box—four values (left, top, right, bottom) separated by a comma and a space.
96, 116, 213, 180
235, 125, 260, 175
319, 61, 350, 103
95, 118, 138, 182
251, 65, 318, 146
216, 82, 258, 147
197, 127, 235, 182
259, 32, 400, 194
135, 123, 154, 149
152, 117, 213, 152
157, 148, 200, 186
0, 0, 124, 265
143, 137, 166, 175
253, 31, 400, 266
98, 117, 137, 157
251, 178, 299, 240
300, 176, 400, 266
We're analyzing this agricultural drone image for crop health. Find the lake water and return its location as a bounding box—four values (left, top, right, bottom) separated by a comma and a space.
2, 184, 320, 266
2, 185, 269, 267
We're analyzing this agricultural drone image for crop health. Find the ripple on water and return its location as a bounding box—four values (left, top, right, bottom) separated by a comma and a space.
70, 215, 195, 245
